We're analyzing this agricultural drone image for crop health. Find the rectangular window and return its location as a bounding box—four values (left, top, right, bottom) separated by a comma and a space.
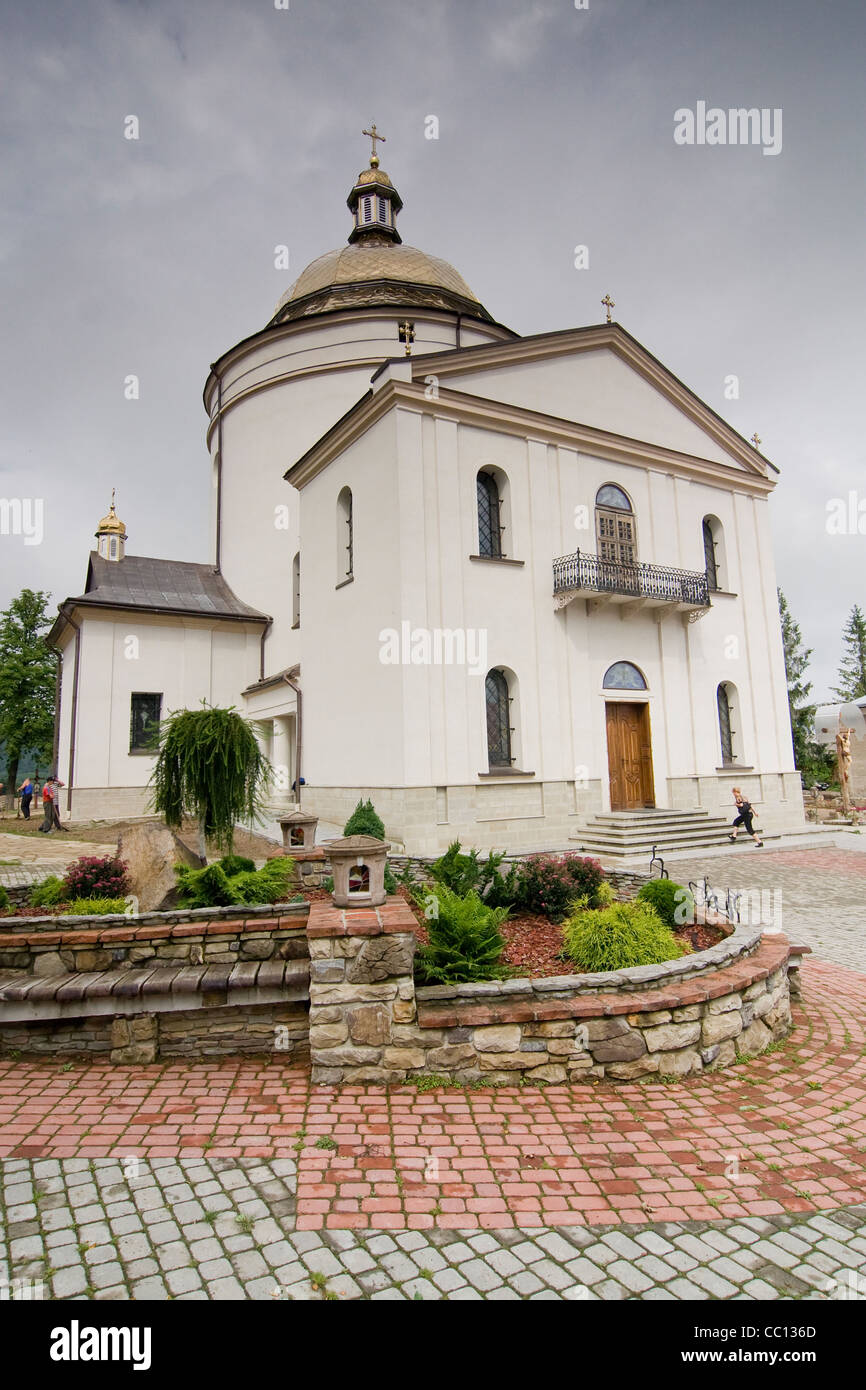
377, 197, 389, 223
130, 692, 162, 753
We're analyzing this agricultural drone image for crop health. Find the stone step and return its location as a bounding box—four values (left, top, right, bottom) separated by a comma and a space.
589, 809, 717, 823
573, 824, 734, 847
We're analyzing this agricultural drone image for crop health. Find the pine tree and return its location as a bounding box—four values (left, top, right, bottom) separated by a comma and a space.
832, 604, 866, 700
0, 589, 57, 792
778, 589, 815, 769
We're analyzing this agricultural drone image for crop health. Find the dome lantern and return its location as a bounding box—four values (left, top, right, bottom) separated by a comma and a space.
95, 490, 127, 561
347, 123, 403, 246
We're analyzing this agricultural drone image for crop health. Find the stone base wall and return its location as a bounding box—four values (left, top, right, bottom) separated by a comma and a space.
0, 1002, 309, 1063
305, 774, 805, 855
306, 898, 795, 1086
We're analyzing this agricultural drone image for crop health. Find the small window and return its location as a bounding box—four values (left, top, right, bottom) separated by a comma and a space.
292, 551, 300, 627
477, 471, 503, 558
377, 197, 389, 223
485, 669, 513, 767
603, 662, 647, 690
361, 196, 373, 224
109, 536, 118, 559
717, 682, 740, 764
130, 692, 162, 753
337, 487, 353, 581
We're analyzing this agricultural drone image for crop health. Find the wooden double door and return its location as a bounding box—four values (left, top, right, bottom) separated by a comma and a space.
605, 702, 655, 810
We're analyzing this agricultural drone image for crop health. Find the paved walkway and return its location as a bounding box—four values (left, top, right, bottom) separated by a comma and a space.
654, 848, 866, 974
1, 961, 864, 1230
0, 832, 116, 887
1, 1156, 864, 1300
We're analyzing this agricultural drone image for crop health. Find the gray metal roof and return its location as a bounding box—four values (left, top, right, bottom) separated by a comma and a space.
67, 552, 269, 622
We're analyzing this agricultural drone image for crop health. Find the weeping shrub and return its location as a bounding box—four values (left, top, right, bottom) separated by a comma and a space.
562, 900, 685, 972
636, 879, 695, 927
415, 886, 509, 985
149, 704, 270, 856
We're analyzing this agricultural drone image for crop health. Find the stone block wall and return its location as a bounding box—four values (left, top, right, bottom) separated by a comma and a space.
307, 898, 419, 1084
0, 1002, 310, 1064
306, 898, 794, 1086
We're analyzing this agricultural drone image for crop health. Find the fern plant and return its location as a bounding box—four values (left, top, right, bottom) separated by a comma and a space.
415, 886, 509, 984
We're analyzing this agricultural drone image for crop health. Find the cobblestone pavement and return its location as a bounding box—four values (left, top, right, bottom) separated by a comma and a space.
1, 1156, 864, 1300
657, 848, 866, 974
0, 831, 116, 884
2, 962, 865, 1232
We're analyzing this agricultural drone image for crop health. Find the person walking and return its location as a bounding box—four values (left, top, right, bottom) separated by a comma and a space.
18, 776, 34, 820
728, 787, 763, 847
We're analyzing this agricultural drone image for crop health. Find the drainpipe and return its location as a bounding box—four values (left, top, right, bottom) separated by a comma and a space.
211, 363, 223, 570
65, 612, 82, 816
282, 673, 302, 807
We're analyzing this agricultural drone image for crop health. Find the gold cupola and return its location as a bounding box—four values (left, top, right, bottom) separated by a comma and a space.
95, 491, 127, 561
347, 123, 403, 246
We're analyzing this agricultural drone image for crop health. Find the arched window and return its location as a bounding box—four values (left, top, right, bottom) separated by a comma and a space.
603, 661, 647, 691
292, 552, 300, 627
717, 682, 740, 764
485, 669, 513, 767
337, 487, 353, 582
702, 516, 726, 591
596, 484, 636, 564
477, 471, 503, 558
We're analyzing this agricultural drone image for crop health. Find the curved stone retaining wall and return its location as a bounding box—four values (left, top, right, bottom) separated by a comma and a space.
307, 902, 794, 1085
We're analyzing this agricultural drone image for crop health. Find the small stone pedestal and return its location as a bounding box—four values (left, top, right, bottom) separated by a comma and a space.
327, 835, 390, 908
306, 899, 419, 1084
279, 810, 319, 852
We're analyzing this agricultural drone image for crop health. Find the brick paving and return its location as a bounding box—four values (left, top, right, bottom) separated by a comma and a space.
1, 961, 864, 1232
1, 1156, 864, 1300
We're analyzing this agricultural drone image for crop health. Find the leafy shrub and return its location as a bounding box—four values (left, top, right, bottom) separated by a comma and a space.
63, 855, 130, 901
562, 900, 685, 972
343, 799, 385, 839
430, 841, 519, 907
29, 875, 67, 908
516, 854, 606, 921
383, 863, 397, 894
0, 884, 8, 911
636, 879, 694, 927
415, 886, 509, 985
174, 856, 295, 908
594, 880, 616, 907
62, 897, 129, 916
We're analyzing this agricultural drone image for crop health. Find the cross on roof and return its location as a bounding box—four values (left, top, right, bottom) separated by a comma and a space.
362, 123, 386, 163
751, 432, 762, 450
601, 293, 615, 323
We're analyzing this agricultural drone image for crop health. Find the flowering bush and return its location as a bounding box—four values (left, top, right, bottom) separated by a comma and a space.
63, 855, 131, 901
516, 854, 606, 922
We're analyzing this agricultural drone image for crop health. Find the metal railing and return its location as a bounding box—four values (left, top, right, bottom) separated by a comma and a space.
553, 550, 711, 607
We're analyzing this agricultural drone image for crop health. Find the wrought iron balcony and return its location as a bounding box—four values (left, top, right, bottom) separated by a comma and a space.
553, 550, 711, 614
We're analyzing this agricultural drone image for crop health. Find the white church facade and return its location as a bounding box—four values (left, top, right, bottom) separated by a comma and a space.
49, 135, 804, 854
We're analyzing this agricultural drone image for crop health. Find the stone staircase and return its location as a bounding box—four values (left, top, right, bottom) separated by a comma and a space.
569, 808, 758, 858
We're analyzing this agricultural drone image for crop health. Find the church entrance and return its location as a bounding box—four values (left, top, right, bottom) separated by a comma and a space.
605, 702, 655, 810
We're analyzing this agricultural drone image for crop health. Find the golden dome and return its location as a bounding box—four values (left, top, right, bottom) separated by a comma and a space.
96, 492, 126, 537
273, 243, 486, 322
355, 166, 396, 190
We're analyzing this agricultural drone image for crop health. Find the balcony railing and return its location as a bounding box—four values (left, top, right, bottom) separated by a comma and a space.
553, 550, 710, 610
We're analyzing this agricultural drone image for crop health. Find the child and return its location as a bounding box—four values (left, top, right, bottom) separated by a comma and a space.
729, 787, 763, 847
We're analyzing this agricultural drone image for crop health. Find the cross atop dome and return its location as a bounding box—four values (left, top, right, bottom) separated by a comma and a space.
95, 490, 127, 561
347, 123, 403, 246
361, 122, 386, 167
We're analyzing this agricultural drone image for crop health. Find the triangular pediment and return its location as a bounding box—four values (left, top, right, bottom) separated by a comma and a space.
413, 324, 771, 477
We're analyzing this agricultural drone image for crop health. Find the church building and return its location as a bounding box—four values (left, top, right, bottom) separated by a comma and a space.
49, 131, 804, 855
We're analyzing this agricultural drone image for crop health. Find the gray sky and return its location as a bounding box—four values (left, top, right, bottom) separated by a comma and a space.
1, 0, 863, 699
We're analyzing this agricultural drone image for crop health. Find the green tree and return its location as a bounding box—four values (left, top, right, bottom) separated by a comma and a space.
0, 589, 57, 793
778, 589, 816, 770
832, 604, 866, 700
149, 705, 270, 857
